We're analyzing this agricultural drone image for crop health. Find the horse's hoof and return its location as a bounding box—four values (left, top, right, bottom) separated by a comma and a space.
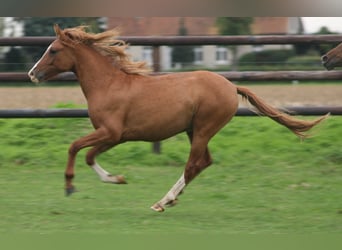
115, 175, 127, 184
65, 186, 77, 196
150, 203, 165, 212
103, 175, 127, 184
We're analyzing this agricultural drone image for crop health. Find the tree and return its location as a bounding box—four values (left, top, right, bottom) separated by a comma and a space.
295, 26, 338, 56
314, 26, 338, 55
1, 17, 27, 71
0, 17, 4, 39
171, 18, 194, 68
216, 17, 253, 70
0, 18, 5, 71
3, 47, 27, 71
0, 18, 5, 58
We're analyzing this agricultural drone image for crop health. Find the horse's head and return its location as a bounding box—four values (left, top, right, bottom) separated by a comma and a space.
322, 42, 342, 70
28, 24, 76, 83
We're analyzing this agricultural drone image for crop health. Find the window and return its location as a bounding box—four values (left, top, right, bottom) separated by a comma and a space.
215, 47, 228, 65
142, 46, 153, 66
253, 45, 264, 52
193, 47, 203, 65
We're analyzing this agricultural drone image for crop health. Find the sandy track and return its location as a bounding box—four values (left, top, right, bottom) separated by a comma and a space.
0, 87, 87, 109
0, 84, 341, 109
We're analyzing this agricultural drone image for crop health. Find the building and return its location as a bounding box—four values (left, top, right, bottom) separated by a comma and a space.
106, 17, 304, 71
246, 17, 304, 54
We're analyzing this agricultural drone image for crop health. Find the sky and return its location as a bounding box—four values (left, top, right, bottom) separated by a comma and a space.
302, 17, 342, 34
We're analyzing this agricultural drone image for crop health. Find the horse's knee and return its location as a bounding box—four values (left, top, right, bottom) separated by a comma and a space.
65, 172, 74, 180
85, 143, 115, 166
85, 151, 95, 166
68, 142, 80, 156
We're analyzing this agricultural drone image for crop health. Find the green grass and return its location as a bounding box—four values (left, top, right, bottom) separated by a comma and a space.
0, 115, 341, 234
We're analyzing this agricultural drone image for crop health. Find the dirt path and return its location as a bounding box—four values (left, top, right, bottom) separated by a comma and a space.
0, 87, 87, 109
0, 84, 341, 109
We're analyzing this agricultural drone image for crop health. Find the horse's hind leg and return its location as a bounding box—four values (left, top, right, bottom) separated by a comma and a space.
150, 172, 187, 212
86, 144, 127, 184
183, 131, 213, 184
151, 136, 212, 212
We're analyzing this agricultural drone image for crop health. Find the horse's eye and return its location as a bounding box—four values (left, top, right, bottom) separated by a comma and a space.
49, 49, 58, 55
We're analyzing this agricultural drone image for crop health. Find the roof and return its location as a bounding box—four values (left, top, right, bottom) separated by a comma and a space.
107, 17, 217, 36
251, 17, 292, 35
107, 17, 302, 36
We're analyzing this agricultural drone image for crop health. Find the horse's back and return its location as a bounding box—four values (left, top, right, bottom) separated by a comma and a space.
177, 70, 239, 115
150, 70, 237, 102
148, 70, 239, 117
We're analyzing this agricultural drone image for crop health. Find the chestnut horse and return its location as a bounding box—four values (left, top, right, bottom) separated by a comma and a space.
322, 42, 342, 70
28, 25, 327, 212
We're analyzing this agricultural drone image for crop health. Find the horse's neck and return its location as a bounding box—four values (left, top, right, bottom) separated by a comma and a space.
73, 47, 122, 99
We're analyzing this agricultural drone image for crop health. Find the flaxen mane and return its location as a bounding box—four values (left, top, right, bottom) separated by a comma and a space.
54, 25, 151, 75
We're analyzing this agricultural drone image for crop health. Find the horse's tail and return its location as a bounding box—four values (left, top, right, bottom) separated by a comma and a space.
236, 86, 329, 139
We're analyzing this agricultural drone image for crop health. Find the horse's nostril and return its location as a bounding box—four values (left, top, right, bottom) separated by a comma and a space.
28, 67, 36, 77
322, 55, 328, 63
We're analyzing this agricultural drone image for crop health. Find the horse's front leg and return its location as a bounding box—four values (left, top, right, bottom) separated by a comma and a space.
64, 128, 111, 196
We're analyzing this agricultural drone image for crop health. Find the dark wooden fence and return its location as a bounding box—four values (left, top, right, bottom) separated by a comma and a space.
0, 106, 341, 119
3, 70, 342, 82
2, 34, 342, 82
1, 34, 342, 46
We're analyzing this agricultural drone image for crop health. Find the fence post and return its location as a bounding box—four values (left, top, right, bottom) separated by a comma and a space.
152, 45, 161, 154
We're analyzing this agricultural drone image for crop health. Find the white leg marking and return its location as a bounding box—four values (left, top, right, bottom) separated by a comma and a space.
91, 162, 126, 184
91, 162, 111, 181
151, 173, 186, 211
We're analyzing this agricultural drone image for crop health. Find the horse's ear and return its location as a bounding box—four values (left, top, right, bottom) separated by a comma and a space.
54, 24, 62, 36
54, 24, 73, 43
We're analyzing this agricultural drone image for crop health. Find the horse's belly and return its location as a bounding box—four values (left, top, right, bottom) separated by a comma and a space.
122, 104, 193, 141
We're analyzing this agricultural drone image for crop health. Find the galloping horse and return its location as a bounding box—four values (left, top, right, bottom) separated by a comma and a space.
322, 42, 342, 70
29, 25, 328, 212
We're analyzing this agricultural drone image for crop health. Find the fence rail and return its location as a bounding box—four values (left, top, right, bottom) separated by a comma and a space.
0, 107, 340, 119
2, 35, 342, 83
2, 70, 342, 82
1, 34, 342, 46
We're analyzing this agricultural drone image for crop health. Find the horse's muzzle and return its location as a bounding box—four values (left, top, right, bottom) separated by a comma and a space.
28, 68, 43, 83
321, 55, 335, 70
